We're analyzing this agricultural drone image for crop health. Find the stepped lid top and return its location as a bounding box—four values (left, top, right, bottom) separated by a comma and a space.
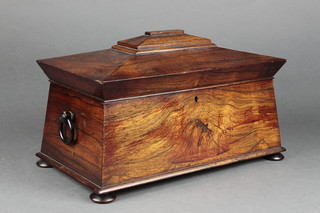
112, 29, 216, 54
37, 29, 286, 101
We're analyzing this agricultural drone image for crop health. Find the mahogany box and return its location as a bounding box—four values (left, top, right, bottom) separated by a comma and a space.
36, 29, 286, 204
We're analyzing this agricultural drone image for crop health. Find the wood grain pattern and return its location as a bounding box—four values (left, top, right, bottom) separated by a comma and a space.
114, 29, 214, 53
36, 146, 285, 194
102, 79, 281, 186
40, 83, 104, 185
38, 79, 284, 193
37, 30, 286, 101
36, 30, 286, 197
145, 29, 185, 36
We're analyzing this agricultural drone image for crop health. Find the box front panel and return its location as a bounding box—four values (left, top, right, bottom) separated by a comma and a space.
102, 80, 281, 186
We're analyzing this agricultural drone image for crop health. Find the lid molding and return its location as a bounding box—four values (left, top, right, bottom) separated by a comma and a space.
145, 29, 185, 36
37, 29, 286, 101
112, 29, 216, 55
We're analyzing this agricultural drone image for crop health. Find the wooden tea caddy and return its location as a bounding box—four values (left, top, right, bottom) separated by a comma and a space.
36, 29, 286, 204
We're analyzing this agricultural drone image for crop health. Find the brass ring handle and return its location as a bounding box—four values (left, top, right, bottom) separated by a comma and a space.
58, 111, 75, 145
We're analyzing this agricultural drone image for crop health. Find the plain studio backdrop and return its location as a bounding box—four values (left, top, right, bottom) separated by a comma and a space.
0, 0, 319, 212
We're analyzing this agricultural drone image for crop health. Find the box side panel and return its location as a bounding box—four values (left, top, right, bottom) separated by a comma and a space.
102, 80, 281, 186
40, 83, 104, 186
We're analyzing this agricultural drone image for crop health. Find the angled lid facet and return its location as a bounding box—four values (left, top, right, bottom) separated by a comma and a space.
37, 30, 286, 100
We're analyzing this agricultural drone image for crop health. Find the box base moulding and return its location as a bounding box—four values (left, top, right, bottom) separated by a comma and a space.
35, 29, 287, 204
36, 146, 285, 203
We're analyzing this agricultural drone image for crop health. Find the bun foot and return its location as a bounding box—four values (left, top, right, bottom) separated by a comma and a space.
36, 159, 53, 168
90, 192, 116, 204
263, 153, 284, 161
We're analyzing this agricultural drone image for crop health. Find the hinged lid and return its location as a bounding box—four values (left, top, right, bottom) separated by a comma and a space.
37, 29, 286, 101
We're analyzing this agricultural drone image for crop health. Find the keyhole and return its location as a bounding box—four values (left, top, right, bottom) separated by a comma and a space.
195, 96, 198, 102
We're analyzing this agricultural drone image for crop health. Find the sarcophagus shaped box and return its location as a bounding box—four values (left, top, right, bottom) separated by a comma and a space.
36, 30, 286, 203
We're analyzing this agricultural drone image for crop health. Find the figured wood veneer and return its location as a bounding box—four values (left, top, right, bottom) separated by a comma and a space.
37, 30, 285, 101
39, 79, 282, 192
40, 84, 104, 185
36, 30, 286, 201
102, 79, 281, 186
